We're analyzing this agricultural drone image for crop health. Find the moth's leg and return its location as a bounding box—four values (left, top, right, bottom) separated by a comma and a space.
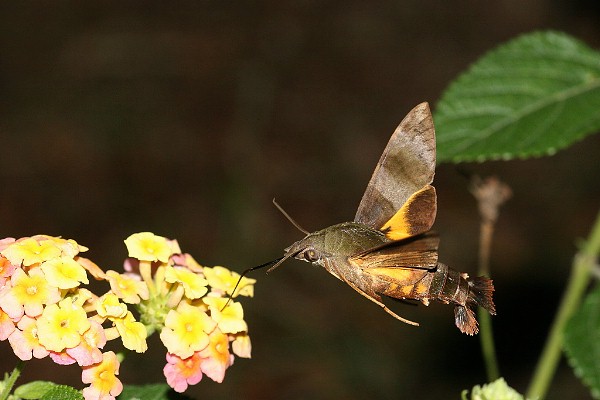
326, 260, 419, 326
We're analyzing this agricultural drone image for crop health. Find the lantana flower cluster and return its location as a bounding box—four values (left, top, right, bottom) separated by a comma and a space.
0, 232, 255, 398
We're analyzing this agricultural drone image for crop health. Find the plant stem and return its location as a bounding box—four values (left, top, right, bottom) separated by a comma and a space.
470, 176, 510, 381
478, 305, 499, 380
526, 210, 600, 400
0, 362, 24, 400
478, 220, 500, 381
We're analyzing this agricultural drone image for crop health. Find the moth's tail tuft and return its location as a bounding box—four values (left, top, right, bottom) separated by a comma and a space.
468, 275, 496, 315
454, 276, 496, 335
454, 305, 478, 335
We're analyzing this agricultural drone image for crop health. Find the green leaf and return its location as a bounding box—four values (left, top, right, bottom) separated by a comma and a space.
462, 378, 529, 400
564, 286, 600, 399
14, 381, 57, 399
40, 385, 83, 400
434, 31, 600, 163
15, 381, 82, 400
118, 383, 192, 400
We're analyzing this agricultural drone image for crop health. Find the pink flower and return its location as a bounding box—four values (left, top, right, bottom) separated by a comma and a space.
49, 351, 77, 365
0, 256, 17, 287
0, 307, 15, 340
163, 352, 203, 393
66, 320, 106, 366
7, 315, 49, 361
0, 238, 16, 252
198, 329, 233, 383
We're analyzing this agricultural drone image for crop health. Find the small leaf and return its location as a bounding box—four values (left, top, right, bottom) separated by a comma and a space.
564, 286, 600, 399
40, 385, 83, 400
14, 381, 57, 399
15, 381, 83, 400
434, 31, 600, 163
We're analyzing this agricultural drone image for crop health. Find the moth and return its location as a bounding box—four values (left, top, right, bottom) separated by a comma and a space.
240, 102, 495, 335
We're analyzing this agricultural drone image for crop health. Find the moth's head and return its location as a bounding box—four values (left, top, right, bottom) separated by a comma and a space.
283, 231, 330, 266
264, 231, 327, 273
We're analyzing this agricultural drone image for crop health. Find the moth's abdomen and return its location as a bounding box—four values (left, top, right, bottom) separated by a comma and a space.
432, 263, 496, 335
430, 264, 469, 305
382, 263, 495, 335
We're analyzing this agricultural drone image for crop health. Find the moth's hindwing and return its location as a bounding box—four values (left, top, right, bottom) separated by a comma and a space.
380, 184, 437, 240
349, 233, 439, 286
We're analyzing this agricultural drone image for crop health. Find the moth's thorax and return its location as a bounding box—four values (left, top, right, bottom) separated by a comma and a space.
287, 221, 390, 265
321, 221, 389, 256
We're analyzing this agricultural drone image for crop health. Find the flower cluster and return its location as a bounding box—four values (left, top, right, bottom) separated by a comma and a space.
0, 235, 133, 399
119, 232, 255, 392
0, 232, 256, 398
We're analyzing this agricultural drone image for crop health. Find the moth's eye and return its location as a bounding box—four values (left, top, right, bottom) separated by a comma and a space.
304, 249, 319, 262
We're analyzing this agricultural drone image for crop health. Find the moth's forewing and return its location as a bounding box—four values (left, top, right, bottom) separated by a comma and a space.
349, 233, 439, 286
354, 102, 437, 239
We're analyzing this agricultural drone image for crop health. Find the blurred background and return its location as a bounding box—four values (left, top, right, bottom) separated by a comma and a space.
1, 1, 599, 399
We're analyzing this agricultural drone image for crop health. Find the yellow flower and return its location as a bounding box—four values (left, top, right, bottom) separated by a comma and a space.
203, 266, 256, 297
82, 351, 123, 400
40, 256, 89, 289
1, 238, 61, 267
37, 297, 91, 352
105, 270, 149, 304
232, 333, 252, 358
124, 232, 173, 263
203, 297, 248, 334
69, 288, 95, 308
159, 302, 216, 359
32, 235, 88, 258
164, 266, 208, 300
96, 293, 128, 319
113, 311, 148, 353
0, 267, 61, 319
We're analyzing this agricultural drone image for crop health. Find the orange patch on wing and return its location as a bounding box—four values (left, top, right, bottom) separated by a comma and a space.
399, 285, 414, 297
380, 209, 411, 241
380, 185, 436, 240
366, 267, 426, 286
414, 281, 429, 296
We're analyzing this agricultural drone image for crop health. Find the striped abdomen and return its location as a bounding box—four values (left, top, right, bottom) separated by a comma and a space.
381, 263, 496, 335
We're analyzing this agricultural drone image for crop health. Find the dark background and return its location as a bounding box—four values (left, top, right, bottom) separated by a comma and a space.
1, 2, 599, 399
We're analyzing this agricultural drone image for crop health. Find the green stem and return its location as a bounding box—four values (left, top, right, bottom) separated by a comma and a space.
1, 362, 24, 400
478, 221, 500, 381
470, 176, 510, 381
526, 210, 600, 400
478, 308, 499, 380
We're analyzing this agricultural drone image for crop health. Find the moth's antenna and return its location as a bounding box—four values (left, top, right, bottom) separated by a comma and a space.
273, 198, 309, 235
221, 257, 284, 310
